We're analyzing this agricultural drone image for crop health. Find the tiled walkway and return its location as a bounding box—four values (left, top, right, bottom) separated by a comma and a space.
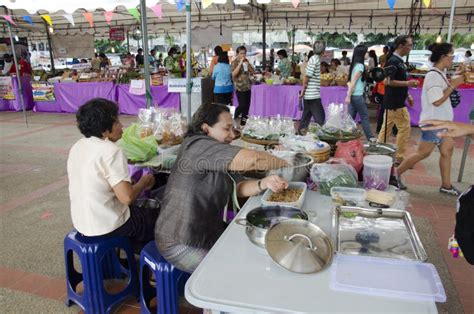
0, 112, 473, 313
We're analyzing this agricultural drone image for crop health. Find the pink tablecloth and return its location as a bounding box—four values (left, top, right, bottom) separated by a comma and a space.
116, 84, 180, 115
242, 84, 474, 125
0, 76, 34, 112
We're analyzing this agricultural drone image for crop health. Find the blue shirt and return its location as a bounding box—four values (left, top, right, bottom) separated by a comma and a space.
212, 63, 233, 94
351, 63, 365, 96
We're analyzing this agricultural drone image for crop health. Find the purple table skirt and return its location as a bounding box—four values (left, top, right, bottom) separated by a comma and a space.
0, 76, 34, 112
116, 84, 180, 115
239, 84, 474, 125
55, 82, 116, 113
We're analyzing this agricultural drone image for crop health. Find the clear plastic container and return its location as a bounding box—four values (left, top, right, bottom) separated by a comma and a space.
261, 182, 307, 209
330, 254, 446, 302
330, 187, 367, 203
363, 155, 393, 191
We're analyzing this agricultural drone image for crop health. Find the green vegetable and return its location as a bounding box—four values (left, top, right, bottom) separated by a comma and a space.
318, 174, 357, 196
117, 123, 158, 162
342, 212, 357, 218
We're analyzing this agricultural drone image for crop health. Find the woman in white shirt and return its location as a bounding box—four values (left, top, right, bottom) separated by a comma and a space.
67, 98, 156, 251
397, 43, 464, 196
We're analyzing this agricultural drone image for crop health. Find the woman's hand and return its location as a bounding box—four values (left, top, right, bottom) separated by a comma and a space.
407, 94, 414, 107
139, 173, 155, 190
261, 175, 289, 193
421, 120, 474, 138
344, 95, 351, 105
451, 75, 465, 89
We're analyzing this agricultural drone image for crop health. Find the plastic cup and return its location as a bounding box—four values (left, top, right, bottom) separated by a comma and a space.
243, 62, 249, 72
363, 155, 393, 191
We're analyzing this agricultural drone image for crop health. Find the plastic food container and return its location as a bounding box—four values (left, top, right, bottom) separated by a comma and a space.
363, 155, 393, 191
261, 182, 307, 209
330, 187, 367, 204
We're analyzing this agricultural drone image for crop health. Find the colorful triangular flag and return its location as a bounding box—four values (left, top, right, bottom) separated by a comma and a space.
176, 0, 185, 11
22, 15, 34, 25
41, 15, 52, 26
387, 0, 396, 11
104, 11, 114, 25
1, 15, 16, 25
291, 0, 300, 8
62, 14, 75, 26
422, 0, 430, 7
83, 12, 94, 27
202, 0, 213, 9
150, 4, 163, 20
128, 8, 140, 21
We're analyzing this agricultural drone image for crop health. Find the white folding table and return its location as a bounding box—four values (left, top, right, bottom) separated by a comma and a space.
185, 191, 437, 313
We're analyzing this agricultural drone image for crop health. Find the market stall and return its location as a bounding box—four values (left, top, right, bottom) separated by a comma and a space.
244, 84, 474, 125
0, 76, 34, 112
116, 84, 180, 115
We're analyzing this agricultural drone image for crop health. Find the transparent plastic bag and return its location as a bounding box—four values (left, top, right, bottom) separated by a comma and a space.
321, 103, 358, 138
310, 158, 358, 196
117, 123, 158, 162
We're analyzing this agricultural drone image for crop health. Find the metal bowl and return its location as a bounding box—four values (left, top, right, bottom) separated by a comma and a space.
268, 152, 314, 182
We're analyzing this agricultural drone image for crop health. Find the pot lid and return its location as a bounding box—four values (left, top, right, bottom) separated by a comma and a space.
265, 219, 334, 274
363, 138, 396, 155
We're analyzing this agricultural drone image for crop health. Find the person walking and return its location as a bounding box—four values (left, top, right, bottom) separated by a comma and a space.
231, 46, 254, 126
377, 35, 419, 165
298, 41, 326, 132
212, 52, 233, 105
396, 43, 464, 195
344, 44, 374, 140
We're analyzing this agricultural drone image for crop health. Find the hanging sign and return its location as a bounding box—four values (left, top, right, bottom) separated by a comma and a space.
109, 27, 125, 41
0, 77, 15, 99
32, 83, 55, 101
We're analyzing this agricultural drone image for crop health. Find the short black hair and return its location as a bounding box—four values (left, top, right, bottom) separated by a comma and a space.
277, 49, 288, 58
394, 35, 411, 49
187, 103, 230, 137
218, 51, 229, 63
466, 50, 472, 57
168, 47, 178, 55
99, 53, 106, 58
76, 98, 119, 138
342, 50, 347, 56
429, 43, 453, 63
214, 45, 223, 56
236, 46, 247, 54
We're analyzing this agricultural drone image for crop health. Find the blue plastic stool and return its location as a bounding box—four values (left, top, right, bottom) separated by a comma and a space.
139, 241, 190, 314
64, 230, 139, 313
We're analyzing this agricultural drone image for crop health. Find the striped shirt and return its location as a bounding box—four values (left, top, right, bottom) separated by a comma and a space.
304, 54, 321, 100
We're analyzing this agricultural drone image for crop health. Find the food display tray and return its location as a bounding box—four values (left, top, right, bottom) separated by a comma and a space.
240, 135, 279, 146
333, 206, 427, 262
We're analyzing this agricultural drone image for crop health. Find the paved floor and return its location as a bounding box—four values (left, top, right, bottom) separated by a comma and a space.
0, 111, 473, 313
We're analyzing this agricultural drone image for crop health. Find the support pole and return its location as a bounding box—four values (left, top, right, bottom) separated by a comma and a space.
262, 5, 266, 70
139, 0, 152, 108
447, 0, 456, 43
291, 25, 296, 65
126, 30, 130, 52
6, 22, 28, 127
186, 0, 192, 123
44, 22, 55, 73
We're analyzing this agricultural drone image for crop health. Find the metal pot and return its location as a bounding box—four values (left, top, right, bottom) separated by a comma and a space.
268, 152, 314, 182
363, 138, 396, 159
236, 206, 308, 248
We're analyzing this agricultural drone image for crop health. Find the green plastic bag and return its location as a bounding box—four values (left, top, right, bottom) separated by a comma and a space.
118, 123, 158, 162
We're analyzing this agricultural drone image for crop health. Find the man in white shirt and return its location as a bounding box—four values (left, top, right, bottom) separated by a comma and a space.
2, 54, 13, 75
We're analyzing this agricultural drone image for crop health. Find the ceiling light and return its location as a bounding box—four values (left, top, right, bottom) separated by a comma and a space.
234, 0, 249, 4
48, 26, 54, 34
436, 35, 442, 43
256, 0, 271, 3
14, 35, 19, 41
111, 47, 115, 53
213, 0, 227, 3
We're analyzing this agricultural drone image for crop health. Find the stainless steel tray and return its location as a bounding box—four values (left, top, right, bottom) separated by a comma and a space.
333, 206, 427, 262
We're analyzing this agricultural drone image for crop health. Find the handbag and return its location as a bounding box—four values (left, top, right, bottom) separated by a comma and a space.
428, 69, 461, 108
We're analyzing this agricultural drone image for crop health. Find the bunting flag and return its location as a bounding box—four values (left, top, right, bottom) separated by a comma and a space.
202, 0, 213, 9
387, 0, 396, 11
291, 0, 300, 8
104, 11, 114, 25
176, 0, 185, 11
41, 15, 52, 26
128, 8, 140, 21
422, 0, 431, 7
83, 12, 94, 27
22, 15, 34, 25
63, 14, 75, 26
150, 4, 163, 20
1, 15, 16, 25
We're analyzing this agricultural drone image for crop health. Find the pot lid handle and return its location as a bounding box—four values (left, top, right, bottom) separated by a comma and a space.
286, 233, 317, 251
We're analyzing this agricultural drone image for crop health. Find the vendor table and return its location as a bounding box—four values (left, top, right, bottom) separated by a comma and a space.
116, 84, 180, 115
0, 76, 34, 112
245, 84, 474, 126
185, 190, 437, 313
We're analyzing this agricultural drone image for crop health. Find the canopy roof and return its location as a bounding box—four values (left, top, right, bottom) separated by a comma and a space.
1, 0, 473, 39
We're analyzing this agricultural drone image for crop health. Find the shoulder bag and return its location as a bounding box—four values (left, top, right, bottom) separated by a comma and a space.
428, 69, 461, 108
